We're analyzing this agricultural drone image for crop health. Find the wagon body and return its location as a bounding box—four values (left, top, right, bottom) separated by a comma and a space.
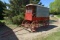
25, 4, 49, 21
22, 4, 49, 32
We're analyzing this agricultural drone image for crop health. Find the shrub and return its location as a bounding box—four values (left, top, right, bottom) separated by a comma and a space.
12, 15, 24, 25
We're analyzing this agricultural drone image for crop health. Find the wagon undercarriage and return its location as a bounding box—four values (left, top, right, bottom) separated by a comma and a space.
21, 20, 49, 32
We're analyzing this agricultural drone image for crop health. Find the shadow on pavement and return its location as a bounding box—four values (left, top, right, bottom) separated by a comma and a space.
36, 25, 57, 32
0, 22, 18, 40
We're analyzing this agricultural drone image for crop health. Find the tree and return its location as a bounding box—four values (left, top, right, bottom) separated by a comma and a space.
30, 0, 40, 4
30, 0, 43, 6
4, 0, 30, 24
50, 0, 60, 14
0, 1, 6, 20
4, 0, 30, 17
23, 0, 30, 5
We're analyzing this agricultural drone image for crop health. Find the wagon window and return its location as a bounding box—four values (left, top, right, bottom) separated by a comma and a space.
33, 6, 36, 17
26, 7, 32, 13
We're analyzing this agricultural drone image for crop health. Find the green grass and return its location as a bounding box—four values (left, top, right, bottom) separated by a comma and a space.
34, 30, 60, 40
0, 20, 12, 24
0, 20, 18, 29
56, 15, 60, 18
43, 31, 60, 40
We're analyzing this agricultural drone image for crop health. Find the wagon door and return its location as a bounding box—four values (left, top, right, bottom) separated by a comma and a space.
25, 6, 33, 21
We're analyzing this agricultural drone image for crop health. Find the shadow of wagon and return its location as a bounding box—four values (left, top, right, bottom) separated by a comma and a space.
36, 25, 57, 32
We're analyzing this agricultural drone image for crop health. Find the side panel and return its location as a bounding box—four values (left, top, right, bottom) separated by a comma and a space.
36, 6, 49, 17
32, 17, 49, 21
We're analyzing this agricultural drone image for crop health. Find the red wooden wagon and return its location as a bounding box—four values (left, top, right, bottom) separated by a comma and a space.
21, 4, 49, 32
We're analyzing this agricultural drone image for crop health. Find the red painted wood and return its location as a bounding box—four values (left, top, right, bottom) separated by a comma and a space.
32, 17, 49, 21
25, 9, 33, 21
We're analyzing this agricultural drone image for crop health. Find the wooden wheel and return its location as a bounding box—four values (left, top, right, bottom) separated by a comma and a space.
21, 20, 30, 28
43, 20, 49, 28
30, 21, 39, 32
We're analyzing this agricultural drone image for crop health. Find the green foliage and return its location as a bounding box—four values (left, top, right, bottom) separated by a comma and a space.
49, 0, 60, 14
4, 0, 24, 17
30, 0, 40, 4
57, 15, 60, 18
4, 0, 28, 25
12, 14, 24, 25
0, 1, 6, 20
30, 0, 44, 6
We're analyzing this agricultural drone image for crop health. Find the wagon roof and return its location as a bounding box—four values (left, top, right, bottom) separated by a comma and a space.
26, 4, 49, 9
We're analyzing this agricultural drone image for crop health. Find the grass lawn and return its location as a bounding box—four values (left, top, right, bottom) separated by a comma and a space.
0, 20, 18, 29
43, 31, 60, 40
56, 15, 60, 18
34, 30, 60, 40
